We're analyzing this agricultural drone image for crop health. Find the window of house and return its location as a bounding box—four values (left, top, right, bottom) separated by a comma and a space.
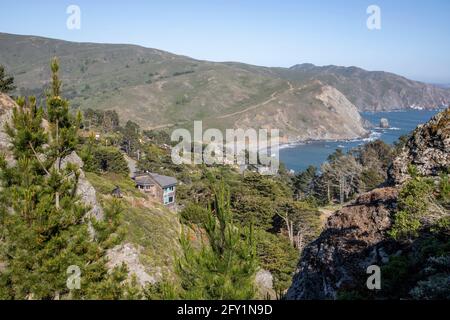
164, 195, 174, 205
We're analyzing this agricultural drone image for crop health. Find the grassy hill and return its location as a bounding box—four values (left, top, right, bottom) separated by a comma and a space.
2, 32, 448, 142
276, 63, 450, 111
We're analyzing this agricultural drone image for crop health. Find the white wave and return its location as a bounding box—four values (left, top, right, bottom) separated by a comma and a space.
374, 126, 401, 131
279, 142, 306, 150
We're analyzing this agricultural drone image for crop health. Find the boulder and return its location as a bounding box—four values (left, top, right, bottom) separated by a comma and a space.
379, 118, 390, 128
107, 243, 160, 286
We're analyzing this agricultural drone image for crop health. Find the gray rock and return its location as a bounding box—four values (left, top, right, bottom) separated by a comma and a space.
388, 108, 450, 185
0, 94, 15, 165
255, 269, 275, 298
379, 118, 390, 128
107, 243, 160, 287
61, 151, 104, 221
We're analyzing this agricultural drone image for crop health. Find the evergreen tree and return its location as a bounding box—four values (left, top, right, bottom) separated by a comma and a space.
121, 120, 140, 156
0, 65, 16, 93
293, 165, 317, 200
46, 58, 80, 209
177, 184, 258, 299
0, 59, 133, 299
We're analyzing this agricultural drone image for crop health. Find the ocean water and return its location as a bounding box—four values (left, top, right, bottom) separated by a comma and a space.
279, 109, 442, 173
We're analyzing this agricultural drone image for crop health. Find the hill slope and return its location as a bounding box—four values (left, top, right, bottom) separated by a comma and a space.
277, 64, 450, 111
2, 33, 448, 141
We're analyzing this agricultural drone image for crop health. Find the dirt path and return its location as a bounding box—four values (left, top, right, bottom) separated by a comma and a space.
145, 80, 296, 129
123, 153, 137, 177
217, 81, 295, 120
146, 123, 175, 130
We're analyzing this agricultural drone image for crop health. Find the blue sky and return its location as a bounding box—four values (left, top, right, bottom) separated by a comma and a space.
1, 0, 449, 83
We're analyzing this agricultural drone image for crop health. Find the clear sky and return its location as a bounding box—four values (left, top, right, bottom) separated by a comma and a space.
1, 0, 449, 83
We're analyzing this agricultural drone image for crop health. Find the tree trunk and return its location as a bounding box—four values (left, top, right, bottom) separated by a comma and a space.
55, 122, 60, 210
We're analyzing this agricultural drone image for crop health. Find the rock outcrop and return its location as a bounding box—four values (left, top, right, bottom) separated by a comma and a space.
61, 151, 104, 221
255, 269, 275, 299
107, 243, 160, 286
286, 188, 399, 299
388, 108, 450, 185
0, 94, 15, 163
379, 118, 390, 129
287, 108, 450, 300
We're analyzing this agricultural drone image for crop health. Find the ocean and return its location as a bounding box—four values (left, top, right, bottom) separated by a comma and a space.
279, 109, 442, 173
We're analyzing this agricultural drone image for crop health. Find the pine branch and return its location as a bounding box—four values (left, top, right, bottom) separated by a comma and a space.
28, 141, 50, 175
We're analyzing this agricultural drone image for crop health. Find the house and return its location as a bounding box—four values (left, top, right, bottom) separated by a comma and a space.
133, 172, 177, 208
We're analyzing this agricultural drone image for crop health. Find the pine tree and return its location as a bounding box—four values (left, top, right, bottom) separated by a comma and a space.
177, 184, 258, 299
46, 58, 80, 209
0, 65, 16, 93
0, 59, 133, 299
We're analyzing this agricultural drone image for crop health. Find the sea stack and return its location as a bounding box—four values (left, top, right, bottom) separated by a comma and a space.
379, 118, 390, 128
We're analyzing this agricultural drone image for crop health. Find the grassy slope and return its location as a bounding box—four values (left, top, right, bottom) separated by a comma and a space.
85, 172, 182, 280
0, 32, 369, 141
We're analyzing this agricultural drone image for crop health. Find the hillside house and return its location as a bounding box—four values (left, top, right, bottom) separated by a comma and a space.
133, 172, 177, 208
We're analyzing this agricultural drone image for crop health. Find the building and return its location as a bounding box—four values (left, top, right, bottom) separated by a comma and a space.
133, 172, 177, 208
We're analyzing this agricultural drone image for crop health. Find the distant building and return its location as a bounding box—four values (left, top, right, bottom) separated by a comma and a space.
133, 172, 177, 208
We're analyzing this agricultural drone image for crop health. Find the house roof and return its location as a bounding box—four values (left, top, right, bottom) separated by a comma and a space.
134, 172, 177, 188
149, 173, 177, 188
134, 175, 155, 186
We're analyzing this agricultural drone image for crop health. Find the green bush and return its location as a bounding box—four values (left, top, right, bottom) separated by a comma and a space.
180, 203, 210, 225
81, 145, 129, 176
389, 177, 434, 240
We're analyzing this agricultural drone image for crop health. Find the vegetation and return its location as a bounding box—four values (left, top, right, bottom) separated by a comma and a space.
0, 65, 15, 93
389, 168, 449, 240
293, 140, 396, 205
1, 57, 447, 300
176, 185, 258, 299
80, 142, 129, 176
0, 59, 134, 299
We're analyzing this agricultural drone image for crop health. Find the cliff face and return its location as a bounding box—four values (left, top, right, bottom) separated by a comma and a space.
233, 81, 369, 143
388, 108, 450, 184
286, 188, 399, 299
286, 108, 450, 300
283, 64, 450, 111
0, 94, 15, 163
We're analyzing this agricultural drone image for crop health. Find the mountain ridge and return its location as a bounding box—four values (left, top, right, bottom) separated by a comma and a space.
1, 32, 448, 143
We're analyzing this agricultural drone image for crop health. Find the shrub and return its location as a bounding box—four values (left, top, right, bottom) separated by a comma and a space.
180, 203, 210, 225
81, 145, 129, 176
389, 177, 434, 240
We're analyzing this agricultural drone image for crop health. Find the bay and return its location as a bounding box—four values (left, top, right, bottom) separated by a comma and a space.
279, 109, 442, 173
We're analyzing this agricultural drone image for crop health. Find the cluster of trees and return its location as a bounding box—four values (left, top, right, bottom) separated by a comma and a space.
1, 59, 317, 299
0, 59, 137, 299
79, 140, 129, 176
293, 140, 397, 205
82, 108, 142, 159
83, 109, 120, 133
